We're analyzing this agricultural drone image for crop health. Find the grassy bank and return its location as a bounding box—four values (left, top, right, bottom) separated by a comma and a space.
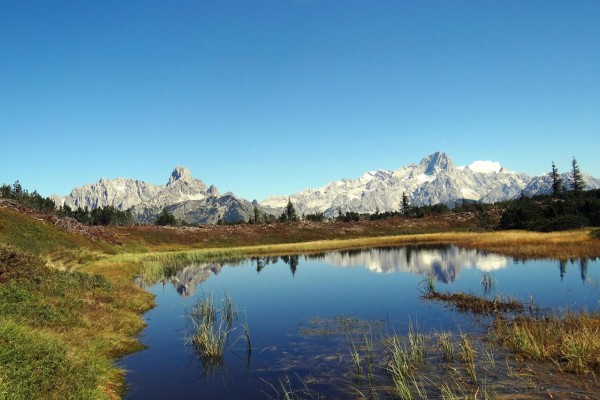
1, 204, 599, 398
108, 228, 600, 268
0, 245, 152, 400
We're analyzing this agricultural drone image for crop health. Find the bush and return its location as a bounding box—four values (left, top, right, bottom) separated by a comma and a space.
527, 215, 589, 232
589, 229, 600, 240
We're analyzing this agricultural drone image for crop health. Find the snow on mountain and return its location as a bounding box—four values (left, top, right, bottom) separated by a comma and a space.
52, 167, 254, 224
260, 152, 533, 217
52, 152, 600, 225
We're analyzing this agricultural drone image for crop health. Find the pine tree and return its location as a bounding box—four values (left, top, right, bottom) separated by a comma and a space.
569, 157, 585, 194
401, 192, 410, 216
285, 198, 299, 222
280, 199, 299, 222
253, 205, 261, 224
550, 161, 563, 197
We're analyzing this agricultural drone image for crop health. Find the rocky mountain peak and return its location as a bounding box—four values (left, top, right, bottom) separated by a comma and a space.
168, 166, 192, 185
420, 151, 454, 175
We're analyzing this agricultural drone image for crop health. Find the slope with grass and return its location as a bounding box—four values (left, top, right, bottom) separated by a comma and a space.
0, 206, 153, 399
1, 203, 600, 398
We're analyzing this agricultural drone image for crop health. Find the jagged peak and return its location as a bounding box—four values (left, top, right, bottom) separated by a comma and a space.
207, 184, 220, 197
420, 152, 454, 175
168, 166, 192, 185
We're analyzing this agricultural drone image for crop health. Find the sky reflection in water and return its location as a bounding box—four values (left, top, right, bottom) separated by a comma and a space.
121, 245, 599, 399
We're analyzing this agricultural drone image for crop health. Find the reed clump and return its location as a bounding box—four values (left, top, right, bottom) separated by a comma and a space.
188, 290, 251, 367
492, 311, 600, 374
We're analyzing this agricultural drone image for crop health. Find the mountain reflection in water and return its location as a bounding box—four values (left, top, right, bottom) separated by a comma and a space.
148, 245, 596, 298
151, 246, 508, 296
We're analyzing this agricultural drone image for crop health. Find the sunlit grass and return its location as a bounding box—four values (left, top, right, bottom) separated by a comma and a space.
0, 245, 153, 399
493, 311, 600, 374
107, 229, 600, 271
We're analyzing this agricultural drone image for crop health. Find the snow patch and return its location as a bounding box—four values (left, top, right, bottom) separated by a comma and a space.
468, 160, 502, 174
416, 174, 435, 183
460, 188, 478, 200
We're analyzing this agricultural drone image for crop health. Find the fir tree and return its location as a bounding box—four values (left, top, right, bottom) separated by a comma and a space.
551, 161, 563, 197
401, 192, 410, 215
285, 198, 299, 222
280, 199, 299, 222
569, 157, 585, 194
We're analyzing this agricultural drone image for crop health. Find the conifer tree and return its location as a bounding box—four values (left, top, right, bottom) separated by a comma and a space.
280, 199, 299, 222
551, 161, 563, 197
569, 157, 585, 194
401, 192, 410, 215
285, 198, 299, 222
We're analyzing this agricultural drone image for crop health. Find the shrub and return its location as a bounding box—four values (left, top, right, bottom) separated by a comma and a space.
589, 229, 600, 240
527, 215, 589, 232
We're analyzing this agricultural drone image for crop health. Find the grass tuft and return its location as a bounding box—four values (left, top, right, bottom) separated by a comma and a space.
493, 311, 600, 374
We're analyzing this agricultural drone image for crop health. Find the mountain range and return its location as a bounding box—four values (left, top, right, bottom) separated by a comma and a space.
52, 152, 600, 224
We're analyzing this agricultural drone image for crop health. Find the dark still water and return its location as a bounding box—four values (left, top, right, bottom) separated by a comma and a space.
120, 245, 600, 399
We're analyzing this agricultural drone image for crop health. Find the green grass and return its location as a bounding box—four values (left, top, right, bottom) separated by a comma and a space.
0, 208, 114, 264
0, 245, 152, 399
0, 319, 108, 400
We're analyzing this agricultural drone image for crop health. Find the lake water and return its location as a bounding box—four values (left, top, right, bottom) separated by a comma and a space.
120, 245, 599, 399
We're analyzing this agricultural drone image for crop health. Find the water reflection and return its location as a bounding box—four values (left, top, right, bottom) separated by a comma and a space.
142, 246, 596, 298
124, 246, 600, 400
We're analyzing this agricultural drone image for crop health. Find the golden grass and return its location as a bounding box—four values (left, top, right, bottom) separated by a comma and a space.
102, 229, 600, 268
493, 312, 600, 374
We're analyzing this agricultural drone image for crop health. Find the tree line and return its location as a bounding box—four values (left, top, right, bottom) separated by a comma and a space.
0, 181, 55, 213
0, 181, 132, 226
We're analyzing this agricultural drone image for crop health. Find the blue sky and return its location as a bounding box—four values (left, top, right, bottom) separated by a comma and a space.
1, 1, 599, 201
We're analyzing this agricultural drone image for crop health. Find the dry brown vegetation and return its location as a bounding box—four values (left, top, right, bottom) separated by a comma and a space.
493, 312, 600, 374
424, 292, 524, 314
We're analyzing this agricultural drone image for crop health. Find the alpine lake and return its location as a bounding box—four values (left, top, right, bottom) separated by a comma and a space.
120, 245, 600, 399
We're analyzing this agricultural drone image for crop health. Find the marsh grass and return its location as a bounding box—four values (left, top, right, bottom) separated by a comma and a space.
438, 332, 455, 363
493, 311, 600, 374
418, 275, 436, 295
111, 229, 600, 265
458, 334, 477, 383
385, 335, 415, 399
424, 291, 523, 315
188, 290, 252, 368
262, 374, 324, 400
480, 272, 497, 295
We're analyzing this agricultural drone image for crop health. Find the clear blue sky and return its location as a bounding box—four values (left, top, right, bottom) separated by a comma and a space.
1, 1, 599, 201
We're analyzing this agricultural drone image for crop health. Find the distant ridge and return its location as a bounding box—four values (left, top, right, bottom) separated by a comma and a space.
51, 167, 254, 224
259, 152, 600, 217
52, 152, 600, 223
